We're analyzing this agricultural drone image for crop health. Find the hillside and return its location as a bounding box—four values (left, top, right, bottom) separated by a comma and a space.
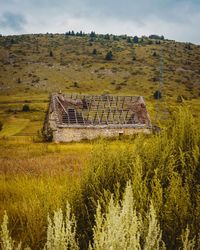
0, 33, 200, 98
0, 33, 200, 138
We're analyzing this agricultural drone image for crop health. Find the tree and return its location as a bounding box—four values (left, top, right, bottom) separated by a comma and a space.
127, 37, 132, 43
149, 35, 164, 40
153, 90, 162, 99
133, 36, 139, 43
90, 31, 96, 38
104, 34, 110, 40
92, 49, 97, 55
105, 51, 113, 61
49, 50, 53, 57
22, 104, 30, 112
16, 77, 21, 83
132, 56, 136, 61
153, 51, 157, 57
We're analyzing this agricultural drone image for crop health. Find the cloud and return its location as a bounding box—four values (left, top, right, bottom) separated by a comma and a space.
0, 0, 200, 44
0, 12, 26, 31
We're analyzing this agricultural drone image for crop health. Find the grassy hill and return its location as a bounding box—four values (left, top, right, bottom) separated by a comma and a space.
0, 33, 200, 137
0, 33, 200, 98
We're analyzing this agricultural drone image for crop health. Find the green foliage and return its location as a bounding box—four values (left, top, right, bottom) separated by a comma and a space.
22, 104, 30, 112
105, 51, 113, 60
92, 49, 97, 55
133, 36, 139, 43
149, 35, 164, 40
127, 37, 132, 43
49, 50, 53, 57
154, 90, 162, 99
90, 31, 96, 38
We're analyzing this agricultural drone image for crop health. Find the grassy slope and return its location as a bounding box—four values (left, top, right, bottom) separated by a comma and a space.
1, 34, 200, 98
0, 33, 200, 137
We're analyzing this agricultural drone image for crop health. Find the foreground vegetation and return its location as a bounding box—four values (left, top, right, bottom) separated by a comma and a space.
0, 107, 200, 249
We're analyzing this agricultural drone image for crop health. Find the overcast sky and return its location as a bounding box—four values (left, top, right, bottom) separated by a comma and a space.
0, 0, 200, 44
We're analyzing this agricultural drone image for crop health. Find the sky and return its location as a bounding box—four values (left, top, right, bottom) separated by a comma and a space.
0, 0, 200, 44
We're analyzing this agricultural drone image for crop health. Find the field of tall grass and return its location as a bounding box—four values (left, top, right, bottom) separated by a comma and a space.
0, 107, 200, 249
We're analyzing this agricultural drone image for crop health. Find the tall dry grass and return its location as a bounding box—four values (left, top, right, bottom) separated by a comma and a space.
0, 107, 200, 249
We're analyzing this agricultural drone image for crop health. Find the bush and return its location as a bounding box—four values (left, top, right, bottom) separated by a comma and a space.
132, 56, 136, 61
154, 90, 162, 99
153, 52, 157, 57
16, 77, 21, 84
49, 50, 53, 57
127, 37, 132, 43
44, 203, 79, 250
90, 31, 96, 38
149, 35, 164, 40
92, 49, 97, 55
90, 182, 165, 250
0, 121, 3, 131
133, 36, 139, 43
105, 51, 113, 61
73, 82, 79, 88
22, 104, 30, 112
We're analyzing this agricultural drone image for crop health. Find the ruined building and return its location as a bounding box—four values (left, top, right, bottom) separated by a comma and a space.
44, 93, 152, 142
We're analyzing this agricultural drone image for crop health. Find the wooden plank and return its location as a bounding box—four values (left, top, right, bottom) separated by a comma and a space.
107, 96, 114, 124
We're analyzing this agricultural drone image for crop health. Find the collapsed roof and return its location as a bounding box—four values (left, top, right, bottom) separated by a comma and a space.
49, 93, 151, 128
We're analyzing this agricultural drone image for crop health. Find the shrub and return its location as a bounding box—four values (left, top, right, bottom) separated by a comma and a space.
149, 35, 164, 40
1, 212, 14, 250
92, 49, 97, 55
90, 31, 96, 38
73, 82, 79, 88
133, 36, 139, 43
153, 90, 162, 99
153, 52, 157, 57
90, 182, 165, 250
132, 56, 136, 61
0, 212, 22, 250
105, 51, 113, 61
44, 203, 79, 250
49, 50, 53, 57
22, 104, 30, 112
0, 121, 3, 131
127, 37, 132, 43
16, 77, 21, 84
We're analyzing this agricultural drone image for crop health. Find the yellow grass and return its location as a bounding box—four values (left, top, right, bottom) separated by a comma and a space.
0, 117, 30, 137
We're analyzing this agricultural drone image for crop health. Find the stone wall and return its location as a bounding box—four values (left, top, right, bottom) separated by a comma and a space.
52, 127, 151, 142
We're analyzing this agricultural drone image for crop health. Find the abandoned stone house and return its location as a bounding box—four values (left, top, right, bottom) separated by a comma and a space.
44, 93, 152, 142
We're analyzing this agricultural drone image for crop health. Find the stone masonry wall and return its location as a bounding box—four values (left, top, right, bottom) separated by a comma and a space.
53, 127, 151, 142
